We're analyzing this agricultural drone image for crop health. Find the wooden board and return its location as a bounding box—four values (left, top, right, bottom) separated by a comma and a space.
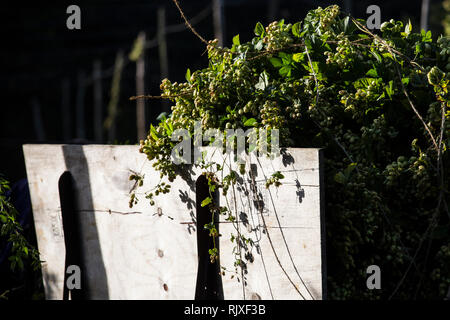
23, 144, 325, 300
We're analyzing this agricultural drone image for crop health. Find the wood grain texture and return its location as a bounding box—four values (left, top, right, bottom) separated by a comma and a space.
23, 144, 325, 300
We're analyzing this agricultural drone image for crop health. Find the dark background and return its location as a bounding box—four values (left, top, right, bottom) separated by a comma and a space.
0, 0, 446, 184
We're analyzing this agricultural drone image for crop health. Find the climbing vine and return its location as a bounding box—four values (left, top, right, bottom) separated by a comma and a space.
0, 175, 41, 299
131, 5, 449, 299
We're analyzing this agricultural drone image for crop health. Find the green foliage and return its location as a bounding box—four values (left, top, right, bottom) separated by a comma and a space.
0, 175, 41, 299
265, 171, 284, 188
136, 5, 449, 299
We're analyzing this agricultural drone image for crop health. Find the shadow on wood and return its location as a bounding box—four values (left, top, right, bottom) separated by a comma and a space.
195, 174, 224, 300
61, 145, 109, 299
59, 171, 85, 299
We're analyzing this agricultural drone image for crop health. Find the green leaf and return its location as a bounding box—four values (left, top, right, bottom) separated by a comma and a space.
254, 40, 263, 50
269, 57, 283, 67
377, 92, 386, 101
385, 80, 394, 99
167, 120, 173, 132
280, 52, 292, 65
185, 68, 191, 82
156, 112, 167, 122
201, 197, 212, 207
292, 22, 302, 37
163, 120, 173, 136
279, 66, 292, 77
17, 258, 23, 270
150, 124, 158, 140
415, 43, 422, 54
334, 172, 346, 184
344, 163, 357, 177
369, 51, 382, 64
272, 171, 284, 179
255, 71, 269, 90
232, 34, 240, 46
292, 53, 304, 62
342, 16, 350, 33
405, 19, 412, 36
366, 68, 378, 78
303, 61, 325, 80
254, 22, 265, 37
244, 118, 257, 127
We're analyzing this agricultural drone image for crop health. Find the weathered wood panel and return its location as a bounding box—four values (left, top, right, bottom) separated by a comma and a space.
203, 148, 325, 300
23, 144, 325, 300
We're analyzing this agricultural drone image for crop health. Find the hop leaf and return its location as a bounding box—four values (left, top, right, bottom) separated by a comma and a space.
427, 67, 445, 86
201, 197, 212, 207
292, 22, 302, 37
254, 22, 265, 37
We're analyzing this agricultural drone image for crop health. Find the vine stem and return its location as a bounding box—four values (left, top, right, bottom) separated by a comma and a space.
247, 162, 307, 300
171, 0, 209, 45
255, 156, 316, 300
239, 174, 275, 299
206, 173, 218, 263
230, 174, 246, 300
129, 93, 190, 100
221, 154, 246, 299
413, 99, 448, 298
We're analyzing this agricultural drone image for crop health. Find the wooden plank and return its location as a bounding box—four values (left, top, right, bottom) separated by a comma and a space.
30, 97, 46, 141
420, 0, 430, 31
105, 51, 124, 143
61, 78, 71, 141
212, 0, 225, 47
23, 145, 198, 299
75, 71, 86, 140
157, 7, 169, 80
23, 145, 67, 299
93, 60, 103, 143
157, 6, 170, 113
135, 32, 146, 142
23, 145, 325, 300
201, 148, 325, 300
